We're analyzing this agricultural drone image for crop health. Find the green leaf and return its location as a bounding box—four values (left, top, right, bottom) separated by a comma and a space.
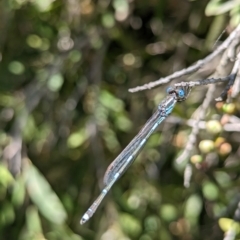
102, 13, 115, 28
218, 218, 240, 233
11, 175, 26, 207
206, 0, 239, 16
24, 162, 67, 224
67, 129, 87, 149
185, 194, 203, 222
8, 61, 25, 75
32, 0, 55, 12
47, 74, 64, 92
119, 213, 141, 238
26, 35, 43, 49
160, 204, 177, 222
0, 164, 14, 187
26, 206, 43, 233
202, 181, 219, 201
100, 90, 124, 112
0, 201, 15, 226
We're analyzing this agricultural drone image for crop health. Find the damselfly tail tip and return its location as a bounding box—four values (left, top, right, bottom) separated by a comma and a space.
80, 213, 90, 225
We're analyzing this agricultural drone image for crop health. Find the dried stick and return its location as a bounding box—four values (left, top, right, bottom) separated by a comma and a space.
129, 24, 240, 93
176, 84, 215, 164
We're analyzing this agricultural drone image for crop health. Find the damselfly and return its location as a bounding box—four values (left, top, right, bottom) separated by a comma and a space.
80, 85, 191, 225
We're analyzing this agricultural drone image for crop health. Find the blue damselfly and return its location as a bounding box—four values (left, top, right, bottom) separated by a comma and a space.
80, 86, 191, 224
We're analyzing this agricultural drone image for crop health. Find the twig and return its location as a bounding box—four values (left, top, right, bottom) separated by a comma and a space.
174, 75, 232, 88
167, 116, 240, 132
231, 68, 240, 98
227, 37, 240, 61
223, 228, 236, 240
212, 29, 226, 50
183, 163, 192, 188
176, 85, 215, 164
216, 53, 240, 101
129, 24, 240, 92
230, 52, 240, 98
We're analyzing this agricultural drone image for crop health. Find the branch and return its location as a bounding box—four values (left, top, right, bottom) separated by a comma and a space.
215, 52, 240, 101
129, 24, 240, 93
175, 84, 215, 164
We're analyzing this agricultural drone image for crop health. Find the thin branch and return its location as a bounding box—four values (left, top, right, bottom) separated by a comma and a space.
231, 68, 240, 98
227, 36, 240, 61
129, 24, 240, 93
223, 228, 236, 240
174, 75, 232, 88
216, 52, 240, 101
230, 52, 240, 97
183, 163, 192, 188
176, 84, 215, 164
175, 32, 240, 165
167, 116, 240, 132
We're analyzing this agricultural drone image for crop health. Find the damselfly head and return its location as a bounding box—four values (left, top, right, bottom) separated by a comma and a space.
177, 89, 185, 98
166, 86, 191, 102
174, 86, 192, 102
174, 88, 187, 101
177, 85, 192, 101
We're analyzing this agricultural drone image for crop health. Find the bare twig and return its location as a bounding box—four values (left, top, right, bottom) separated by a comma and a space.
174, 75, 232, 88
129, 24, 240, 92
223, 228, 236, 240
216, 53, 240, 101
227, 37, 240, 61
167, 116, 240, 132
231, 68, 240, 98
183, 163, 192, 188
175, 31, 240, 165
176, 84, 215, 164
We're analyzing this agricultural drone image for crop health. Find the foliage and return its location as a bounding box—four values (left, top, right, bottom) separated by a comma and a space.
0, 0, 240, 239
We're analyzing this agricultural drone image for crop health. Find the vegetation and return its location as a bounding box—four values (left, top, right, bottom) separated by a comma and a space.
0, 0, 240, 239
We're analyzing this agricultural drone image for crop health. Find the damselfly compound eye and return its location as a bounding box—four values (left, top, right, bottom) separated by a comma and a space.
177, 89, 185, 98
166, 87, 174, 94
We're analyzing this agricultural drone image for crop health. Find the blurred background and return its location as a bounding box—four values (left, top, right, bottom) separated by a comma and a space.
0, 0, 240, 239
